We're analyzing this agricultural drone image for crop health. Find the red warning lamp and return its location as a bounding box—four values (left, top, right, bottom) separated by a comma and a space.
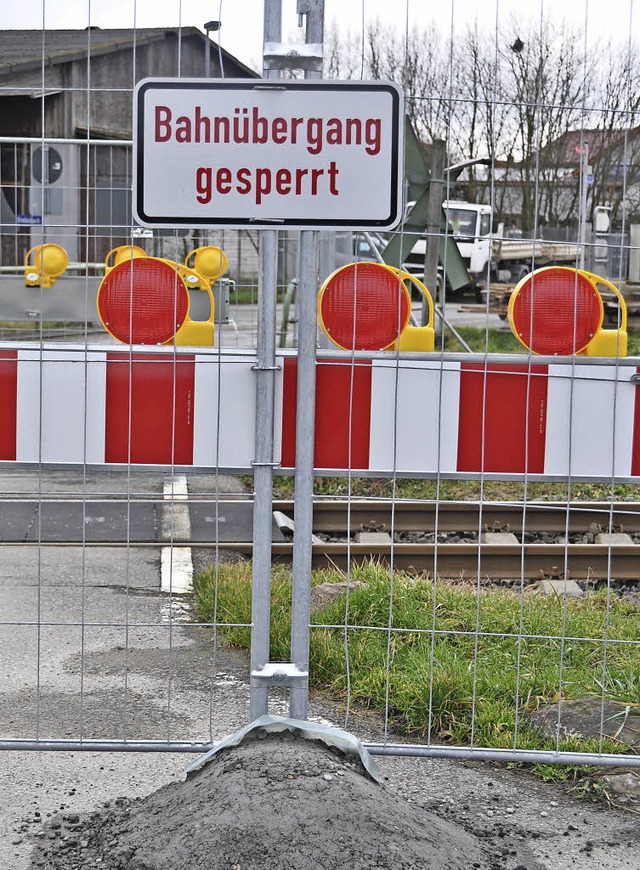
318, 262, 434, 352
97, 257, 215, 347
508, 266, 627, 357
318, 262, 411, 351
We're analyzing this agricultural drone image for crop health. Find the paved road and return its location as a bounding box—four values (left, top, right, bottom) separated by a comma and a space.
0, 498, 276, 543
0, 468, 284, 542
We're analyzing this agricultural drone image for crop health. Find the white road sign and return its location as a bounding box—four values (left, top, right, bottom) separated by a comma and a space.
133, 79, 403, 229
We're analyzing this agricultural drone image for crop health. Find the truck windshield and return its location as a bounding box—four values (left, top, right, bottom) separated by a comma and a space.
445, 208, 477, 239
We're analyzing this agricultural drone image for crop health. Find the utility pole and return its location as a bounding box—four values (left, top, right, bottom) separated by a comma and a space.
203, 20, 220, 78
578, 144, 591, 271
423, 139, 445, 324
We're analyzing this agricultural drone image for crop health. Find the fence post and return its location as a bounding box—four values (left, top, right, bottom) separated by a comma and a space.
249, 0, 282, 721
289, 0, 324, 721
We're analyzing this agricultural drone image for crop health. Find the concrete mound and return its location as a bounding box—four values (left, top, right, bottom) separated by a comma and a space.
31, 729, 495, 870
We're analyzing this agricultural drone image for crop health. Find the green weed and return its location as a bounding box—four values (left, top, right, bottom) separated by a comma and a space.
193, 562, 639, 762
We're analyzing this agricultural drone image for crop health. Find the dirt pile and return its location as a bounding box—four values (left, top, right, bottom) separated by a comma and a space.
30, 729, 498, 870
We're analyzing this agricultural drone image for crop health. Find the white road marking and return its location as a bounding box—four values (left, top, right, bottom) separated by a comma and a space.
161, 474, 193, 595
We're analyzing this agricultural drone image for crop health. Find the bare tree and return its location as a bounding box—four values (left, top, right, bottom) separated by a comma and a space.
495, 20, 587, 231
324, 16, 640, 229
583, 45, 640, 224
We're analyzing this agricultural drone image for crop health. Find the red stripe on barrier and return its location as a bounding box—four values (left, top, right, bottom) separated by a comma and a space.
281, 358, 372, 469
0, 350, 17, 460
105, 353, 195, 465
457, 363, 548, 474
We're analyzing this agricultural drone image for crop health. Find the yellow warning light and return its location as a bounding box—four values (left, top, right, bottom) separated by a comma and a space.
24, 244, 69, 288
97, 256, 215, 347
508, 266, 627, 357
184, 246, 229, 289
318, 262, 434, 353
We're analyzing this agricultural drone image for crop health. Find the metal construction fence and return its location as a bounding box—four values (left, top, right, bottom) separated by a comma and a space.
0, 0, 639, 777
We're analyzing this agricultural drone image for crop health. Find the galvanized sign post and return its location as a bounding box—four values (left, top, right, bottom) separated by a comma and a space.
132, 0, 402, 722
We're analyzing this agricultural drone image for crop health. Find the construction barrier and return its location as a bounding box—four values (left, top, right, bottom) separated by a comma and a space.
1, 344, 639, 481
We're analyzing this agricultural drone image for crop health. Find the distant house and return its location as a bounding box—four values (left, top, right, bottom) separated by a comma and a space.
459, 127, 640, 233
543, 127, 640, 226
0, 27, 258, 267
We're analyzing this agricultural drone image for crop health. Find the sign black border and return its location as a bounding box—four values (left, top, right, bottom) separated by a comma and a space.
134, 78, 403, 230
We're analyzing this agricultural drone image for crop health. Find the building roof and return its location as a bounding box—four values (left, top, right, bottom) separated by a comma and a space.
544, 127, 640, 166
0, 26, 258, 79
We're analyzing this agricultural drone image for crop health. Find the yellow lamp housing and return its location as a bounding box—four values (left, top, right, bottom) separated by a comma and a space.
150, 258, 217, 343
172, 268, 216, 347
173, 261, 211, 293
104, 244, 148, 275
388, 269, 435, 353
184, 246, 229, 289
24, 244, 69, 288
152, 260, 216, 347
578, 270, 627, 357
507, 266, 626, 358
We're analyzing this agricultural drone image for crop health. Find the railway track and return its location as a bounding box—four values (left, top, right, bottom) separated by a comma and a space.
278, 499, 640, 535
258, 499, 640, 582
2, 496, 640, 583
248, 540, 640, 582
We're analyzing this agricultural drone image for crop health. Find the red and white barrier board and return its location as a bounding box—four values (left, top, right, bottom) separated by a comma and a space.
281, 355, 640, 479
1, 344, 640, 480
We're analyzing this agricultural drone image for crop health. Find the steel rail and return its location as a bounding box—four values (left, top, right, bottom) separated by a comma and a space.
276, 499, 640, 534
212, 540, 640, 580
4, 537, 638, 582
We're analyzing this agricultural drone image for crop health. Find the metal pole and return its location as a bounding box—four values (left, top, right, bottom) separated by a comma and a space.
289, 0, 324, 721
249, 0, 282, 722
423, 139, 445, 325
579, 144, 589, 271
204, 20, 219, 78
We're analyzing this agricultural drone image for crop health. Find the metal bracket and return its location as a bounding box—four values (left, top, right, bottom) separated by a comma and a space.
631, 374, 640, 384
250, 663, 309, 688
250, 364, 282, 372
262, 41, 323, 72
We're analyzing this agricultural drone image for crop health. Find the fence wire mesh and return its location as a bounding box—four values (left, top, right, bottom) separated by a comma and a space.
0, 0, 638, 781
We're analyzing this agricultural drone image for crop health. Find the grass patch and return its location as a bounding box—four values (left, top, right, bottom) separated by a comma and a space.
440, 325, 524, 354
259, 475, 640, 501
194, 561, 639, 763
229, 285, 290, 305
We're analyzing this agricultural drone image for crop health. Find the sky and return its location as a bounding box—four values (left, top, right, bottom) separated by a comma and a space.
3, 0, 639, 71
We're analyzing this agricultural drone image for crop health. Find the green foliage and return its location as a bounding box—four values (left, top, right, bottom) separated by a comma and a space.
265, 473, 640, 502
194, 561, 639, 762
229, 284, 290, 305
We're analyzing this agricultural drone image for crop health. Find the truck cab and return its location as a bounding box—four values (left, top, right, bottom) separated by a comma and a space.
444, 201, 493, 279
403, 200, 493, 291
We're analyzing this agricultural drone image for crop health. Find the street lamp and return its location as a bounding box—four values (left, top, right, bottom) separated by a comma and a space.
204, 20, 221, 78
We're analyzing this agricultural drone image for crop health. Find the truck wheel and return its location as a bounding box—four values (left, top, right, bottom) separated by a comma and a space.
511, 264, 530, 283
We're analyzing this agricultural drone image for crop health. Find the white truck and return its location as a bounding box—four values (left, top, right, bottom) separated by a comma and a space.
405, 201, 580, 288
